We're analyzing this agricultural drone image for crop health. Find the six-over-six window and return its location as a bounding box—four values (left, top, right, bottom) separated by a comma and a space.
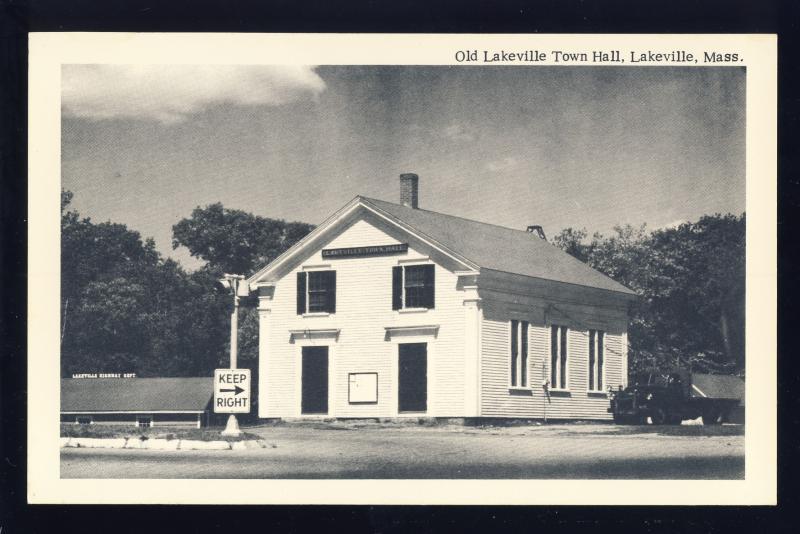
392, 264, 435, 310
297, 271, 337, 314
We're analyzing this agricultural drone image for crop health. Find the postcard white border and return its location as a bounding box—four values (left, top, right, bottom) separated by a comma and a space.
28, 33, 776, 505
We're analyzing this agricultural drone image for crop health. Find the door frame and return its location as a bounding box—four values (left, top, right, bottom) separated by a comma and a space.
392, 338, 435, 416
295, 343, 335, 417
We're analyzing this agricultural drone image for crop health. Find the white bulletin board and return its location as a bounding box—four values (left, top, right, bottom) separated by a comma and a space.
348, 372, 378, 404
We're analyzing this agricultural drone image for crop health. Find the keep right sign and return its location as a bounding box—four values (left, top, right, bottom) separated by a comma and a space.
213, 368, 251, 414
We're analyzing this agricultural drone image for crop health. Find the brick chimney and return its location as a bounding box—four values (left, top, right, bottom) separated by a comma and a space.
526, 225, 546, 240
400, 173, 419, 209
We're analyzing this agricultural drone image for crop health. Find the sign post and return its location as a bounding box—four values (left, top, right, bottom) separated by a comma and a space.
218, 273, 246, 437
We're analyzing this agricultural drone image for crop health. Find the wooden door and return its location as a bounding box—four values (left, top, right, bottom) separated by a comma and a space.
301, 346, 329, 414
398, 343, 427, 413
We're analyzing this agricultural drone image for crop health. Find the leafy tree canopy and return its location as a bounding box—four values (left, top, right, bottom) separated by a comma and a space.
61, 191, 229, 378
172, 203, 315, 276
552, 214, 745, 376
61, 192, 314, 387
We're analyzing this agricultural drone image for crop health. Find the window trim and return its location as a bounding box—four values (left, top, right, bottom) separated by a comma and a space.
299, 269, 336, 315
587, 329, 606, 392
306, 270, 332, 314
549, 324, 570, 391
396, 263, 435, 311
348, 372, 379, 405
509, 320, 530, 389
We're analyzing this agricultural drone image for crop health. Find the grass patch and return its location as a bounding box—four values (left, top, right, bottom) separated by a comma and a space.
61, 424, 261, 442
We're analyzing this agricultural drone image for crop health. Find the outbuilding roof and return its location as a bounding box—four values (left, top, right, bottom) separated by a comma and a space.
61, 378, 213, 413
360, 197, 636, 295
690, 373, 745, 405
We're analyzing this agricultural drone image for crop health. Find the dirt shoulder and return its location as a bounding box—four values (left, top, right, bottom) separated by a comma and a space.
60, 423, 262, 442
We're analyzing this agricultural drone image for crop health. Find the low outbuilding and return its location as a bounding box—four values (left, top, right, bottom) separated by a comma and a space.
60, 377, 214, 428
690, 373, 745, 424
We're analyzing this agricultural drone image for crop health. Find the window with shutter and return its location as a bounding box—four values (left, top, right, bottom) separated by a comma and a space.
395, 264, 435, 310
298, 270, 336, 314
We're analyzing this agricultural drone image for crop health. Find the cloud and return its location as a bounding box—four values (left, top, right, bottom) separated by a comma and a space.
441, 123, 475, 142
485, 156, 519, 172
62, 65, 326, 123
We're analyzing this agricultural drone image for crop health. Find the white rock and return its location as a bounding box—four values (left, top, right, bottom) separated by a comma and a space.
72, 438, 127, 449
124, 438, 148, 449
60, 437, 73, 447
179, 440, 231, 450
682, 416, 704, 426
143, 439, 180, 450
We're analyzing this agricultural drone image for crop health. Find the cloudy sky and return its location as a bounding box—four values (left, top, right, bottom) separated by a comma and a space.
62, 65, 745, 271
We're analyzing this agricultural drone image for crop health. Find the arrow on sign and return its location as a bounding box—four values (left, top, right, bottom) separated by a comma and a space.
219, 385, 245, 395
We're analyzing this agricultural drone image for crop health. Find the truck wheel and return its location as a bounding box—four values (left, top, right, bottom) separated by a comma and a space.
702, 410, 722, 425
650, 408, 667, 425
667, 415, 683, 425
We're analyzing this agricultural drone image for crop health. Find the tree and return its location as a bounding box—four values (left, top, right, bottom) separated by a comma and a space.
552, 214, 745, 377
61, 190, 231, 377
171, 202, 315, 385
172, 203, 314, 276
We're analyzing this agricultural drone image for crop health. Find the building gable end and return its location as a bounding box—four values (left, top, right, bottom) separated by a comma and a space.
249, 199, 476, 286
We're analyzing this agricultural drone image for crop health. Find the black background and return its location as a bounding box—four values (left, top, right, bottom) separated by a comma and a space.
1, 0, 797, 532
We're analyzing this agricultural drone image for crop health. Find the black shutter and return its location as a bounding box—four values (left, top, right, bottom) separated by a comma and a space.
325, 270, 336, 313
296, 272, 307, 315
423, 264, 435, 309
392, 266, 402, 310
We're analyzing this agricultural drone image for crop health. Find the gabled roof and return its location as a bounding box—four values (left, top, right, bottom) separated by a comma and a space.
360, 197, 635, 295
690, 374, 745, 404
61, 378, 213, 412
248, 195, 636, 296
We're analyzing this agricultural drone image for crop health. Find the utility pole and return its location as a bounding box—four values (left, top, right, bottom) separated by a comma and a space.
220, 273, 245, 437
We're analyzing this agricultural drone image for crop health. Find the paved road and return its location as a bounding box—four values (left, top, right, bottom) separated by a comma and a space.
61, 423, 744, 479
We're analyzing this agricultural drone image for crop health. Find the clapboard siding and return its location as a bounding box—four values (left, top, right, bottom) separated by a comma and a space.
260, 217, 467, 418
480, 296, 628, 420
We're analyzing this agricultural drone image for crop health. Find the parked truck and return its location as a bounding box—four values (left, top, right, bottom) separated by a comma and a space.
608, 369, 741, 425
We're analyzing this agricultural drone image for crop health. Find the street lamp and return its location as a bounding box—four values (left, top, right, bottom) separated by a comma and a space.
220, 273, 245, 437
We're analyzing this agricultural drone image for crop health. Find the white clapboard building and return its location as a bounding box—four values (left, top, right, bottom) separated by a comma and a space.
245, 174, 636, 421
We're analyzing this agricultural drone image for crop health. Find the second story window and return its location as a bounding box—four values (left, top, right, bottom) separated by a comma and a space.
392, 264, 435, 310
297, 271, 336, 314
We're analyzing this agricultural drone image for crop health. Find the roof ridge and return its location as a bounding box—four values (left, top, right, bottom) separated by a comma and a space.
360, 196, 547, 238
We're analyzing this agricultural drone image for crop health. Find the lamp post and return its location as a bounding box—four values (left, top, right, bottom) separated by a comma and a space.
220, 273, 245, 437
